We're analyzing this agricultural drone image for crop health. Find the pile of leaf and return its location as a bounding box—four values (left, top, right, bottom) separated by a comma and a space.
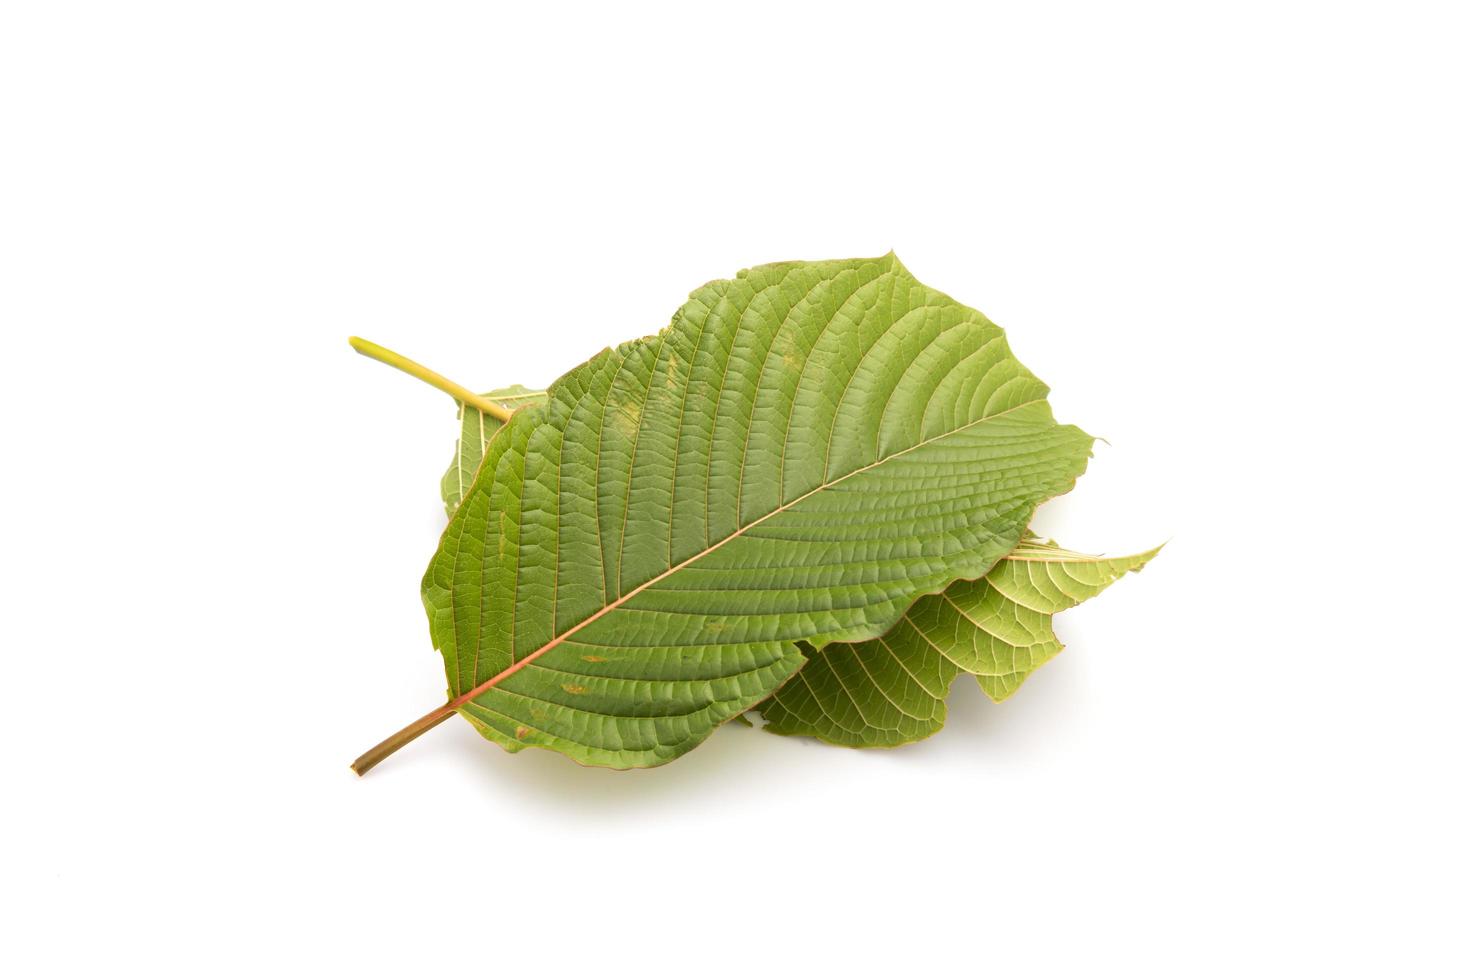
350, 254, 1158, 774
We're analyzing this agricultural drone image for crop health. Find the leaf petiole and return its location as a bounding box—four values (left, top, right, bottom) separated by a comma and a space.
348, 336, 515, 422
350, 702, 456, 776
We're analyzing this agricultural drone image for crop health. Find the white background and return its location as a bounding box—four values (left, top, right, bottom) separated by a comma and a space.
3, 2, 1466, 977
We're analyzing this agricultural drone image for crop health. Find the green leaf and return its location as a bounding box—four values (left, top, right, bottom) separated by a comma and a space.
430, 385, 1129, 748
440, 385, 548, 515
757, 539, 1160, 747
361, 254, 1095, 772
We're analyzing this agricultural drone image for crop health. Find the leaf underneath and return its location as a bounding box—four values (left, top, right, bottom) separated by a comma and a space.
440, 385, 548, 515
757, 539, 1160, 747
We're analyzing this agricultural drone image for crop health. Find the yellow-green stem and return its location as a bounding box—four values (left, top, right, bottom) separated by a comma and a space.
348, 336, 513, 422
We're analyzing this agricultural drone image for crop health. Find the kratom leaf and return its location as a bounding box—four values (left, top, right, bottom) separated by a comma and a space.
354, 254, 1095, 772
758, 539, 1159, 747
432, 389, 1126, 734
432, 386, 1114, 743
440, 385, 548, 515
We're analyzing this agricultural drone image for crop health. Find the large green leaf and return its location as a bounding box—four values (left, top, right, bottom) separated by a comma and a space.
403, 254, 1093, 769
440, 385, 547, 515
758, 539, 1159, 747
430, 381, 1135, 746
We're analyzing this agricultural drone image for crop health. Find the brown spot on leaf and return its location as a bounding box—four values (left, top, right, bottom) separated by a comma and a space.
580, 654, 607, 663
515, 725, 531, 740
562, 683, 588, 695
